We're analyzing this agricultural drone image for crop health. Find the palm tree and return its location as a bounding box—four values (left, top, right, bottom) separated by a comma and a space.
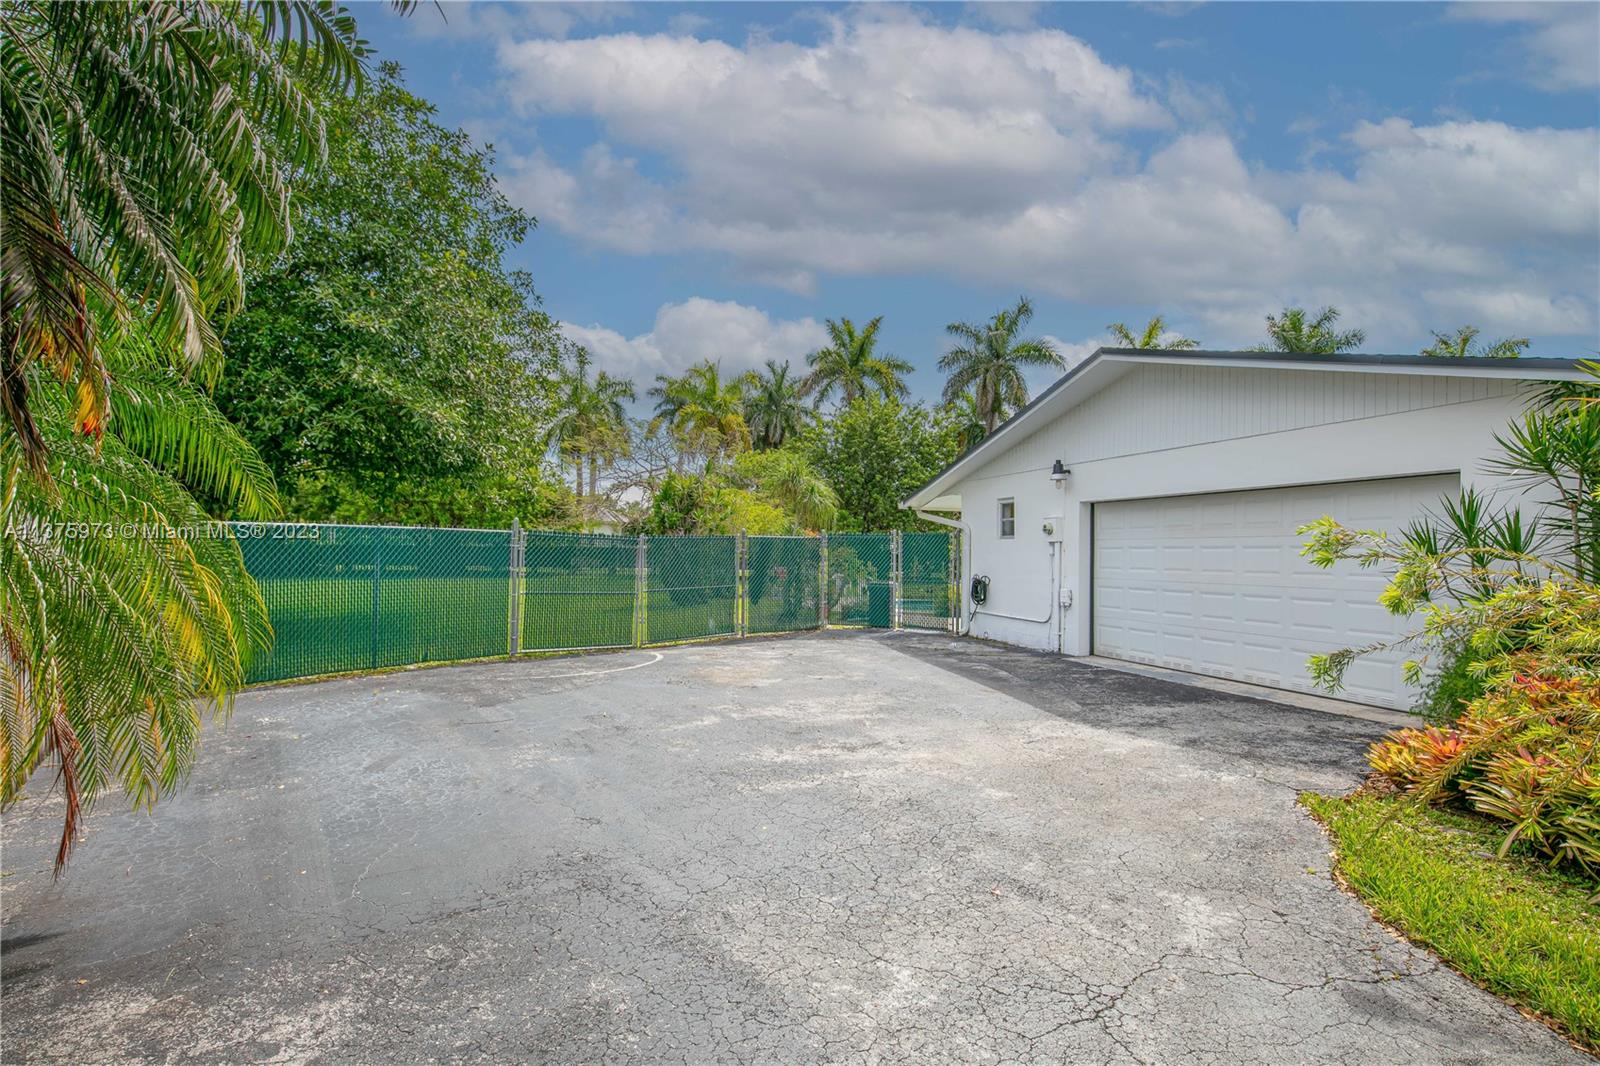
944, 390, 988, 452
732, 450, 839, 531
742, 360, 808, 450
1107, 315, 1201, 350
1258, 306, 1366, 354
650, 361, 750, 466
1420, 326, 1529, 360
0, 2, 367, 867
549, 350, 635, 498
803, 316, 913, 408
939, 297, 1064, 435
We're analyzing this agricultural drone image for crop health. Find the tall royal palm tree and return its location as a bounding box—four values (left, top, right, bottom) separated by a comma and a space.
0, 1, 369, 867
1258, 306, 1365, 354
742, 360, 808, 450
939, 297, 1064, 434
803, 316, 913, 408
650, 361, 750, 466
1420, 325, 1529, 360
1106, 315, 1201, 350
549, 350, 635, 498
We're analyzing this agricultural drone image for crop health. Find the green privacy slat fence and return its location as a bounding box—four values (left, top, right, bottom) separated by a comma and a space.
522, 530, 637, 650
746, 535, 823, 635
642, 534, 739, 645
235, 522, 511, 682
901, 530, 956, 632
825, 532, 895, 628
234, 524, 955, 682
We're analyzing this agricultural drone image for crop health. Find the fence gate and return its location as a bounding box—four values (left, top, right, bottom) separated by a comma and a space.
824, 532, 895, 628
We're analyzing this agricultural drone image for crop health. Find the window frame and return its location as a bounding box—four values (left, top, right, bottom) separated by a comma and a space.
998, 498, 1016, 539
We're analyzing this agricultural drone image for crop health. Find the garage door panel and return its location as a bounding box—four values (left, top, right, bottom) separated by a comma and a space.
1093, 474, 1457, 709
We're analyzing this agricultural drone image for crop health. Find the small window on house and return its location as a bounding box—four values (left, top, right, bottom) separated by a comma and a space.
998, 498, 1016, 539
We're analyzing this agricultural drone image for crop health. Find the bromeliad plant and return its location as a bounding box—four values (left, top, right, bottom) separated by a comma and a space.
1300, 363, 1600, 883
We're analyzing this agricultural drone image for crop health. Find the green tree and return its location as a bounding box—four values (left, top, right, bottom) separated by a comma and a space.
1421, 326, 1530, 360
1107, 315, 1201, 350
0, 1, 366, 866
648, 361, 750, 467
217, 64, 567, 525
944, 390, 988, 452
742, 360, 808, 450
939, 297, 1064, 434
801, 395, 963, 531
729, 449, 839, 531
803, 316, 913, 408
1258, 306, 1366, 353
548, 349, 635, 502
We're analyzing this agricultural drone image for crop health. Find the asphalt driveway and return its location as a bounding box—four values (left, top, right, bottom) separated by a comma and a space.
0, 631, 1583, 1063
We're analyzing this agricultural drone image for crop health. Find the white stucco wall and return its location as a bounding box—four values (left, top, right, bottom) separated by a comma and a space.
947, 363, 1539, 655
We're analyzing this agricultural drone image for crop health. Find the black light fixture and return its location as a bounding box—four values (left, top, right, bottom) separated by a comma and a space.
1050, 459, 1070, 482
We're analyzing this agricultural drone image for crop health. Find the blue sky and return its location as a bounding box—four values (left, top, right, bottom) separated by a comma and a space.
359, 1, 1599, 402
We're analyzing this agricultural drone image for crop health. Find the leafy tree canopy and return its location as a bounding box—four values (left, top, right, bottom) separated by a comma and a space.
216, 63, 568, 526
799, 394, 963, 532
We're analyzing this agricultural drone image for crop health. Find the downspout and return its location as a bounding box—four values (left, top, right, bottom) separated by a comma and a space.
914, 509, 1059, 634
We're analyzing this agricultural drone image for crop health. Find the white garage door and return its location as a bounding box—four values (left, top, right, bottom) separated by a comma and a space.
1092, 474, 1458, 709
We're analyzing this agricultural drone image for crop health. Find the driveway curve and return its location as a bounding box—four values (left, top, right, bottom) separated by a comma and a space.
0, 632, 1583, 1063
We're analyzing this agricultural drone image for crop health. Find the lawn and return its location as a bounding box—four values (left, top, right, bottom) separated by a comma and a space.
1303, 790, 1600, 1053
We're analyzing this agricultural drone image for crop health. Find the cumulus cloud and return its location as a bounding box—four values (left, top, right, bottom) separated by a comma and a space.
560, 298, 829, 384
494, 9, 1596, 345
1449, 2, 1600, 91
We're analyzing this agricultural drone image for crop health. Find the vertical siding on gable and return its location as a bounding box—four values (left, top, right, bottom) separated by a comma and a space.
964, 365, 1526, 482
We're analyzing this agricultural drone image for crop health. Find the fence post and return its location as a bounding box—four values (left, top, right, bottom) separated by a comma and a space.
818, 532, 829, 629
634, 534, 647, 648
369, 531, 382, 670
508, 518, 521, 658
891, 529, 903, 630
736, 532, 747, 639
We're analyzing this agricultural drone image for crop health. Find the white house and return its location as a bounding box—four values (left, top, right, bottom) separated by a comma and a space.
902, 348, 1587, 709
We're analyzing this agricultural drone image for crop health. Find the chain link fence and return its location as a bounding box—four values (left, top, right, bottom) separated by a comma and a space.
900, 531, 958, 631
825, 532, 895, 627
746, 535, 823, 635
235, 522, 512, 682
235, 523, 957, 682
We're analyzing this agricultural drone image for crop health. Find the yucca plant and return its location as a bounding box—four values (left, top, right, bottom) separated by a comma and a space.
1, 2, 369, 867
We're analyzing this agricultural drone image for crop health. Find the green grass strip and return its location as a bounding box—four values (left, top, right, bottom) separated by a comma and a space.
1302, 791, 1600, 1053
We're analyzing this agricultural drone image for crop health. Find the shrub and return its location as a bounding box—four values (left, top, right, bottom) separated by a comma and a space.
1301, 367, 1600, 883
1414, 640, 1487, 724
1367, 656, 1600, 879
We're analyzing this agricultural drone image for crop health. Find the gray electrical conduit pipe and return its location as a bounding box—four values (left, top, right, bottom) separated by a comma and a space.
913, 509, 1058, 631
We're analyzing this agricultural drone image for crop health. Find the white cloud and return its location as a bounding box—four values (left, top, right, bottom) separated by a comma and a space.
1449, 2, 1600, 91
560, 298, 829, 383
408, 2, 635, 42
492, 10, 1596, 347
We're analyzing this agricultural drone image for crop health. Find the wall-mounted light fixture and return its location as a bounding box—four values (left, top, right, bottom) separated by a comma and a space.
1050, 459, 1070, 483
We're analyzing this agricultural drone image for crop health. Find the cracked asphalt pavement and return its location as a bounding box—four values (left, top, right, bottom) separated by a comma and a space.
0, 631, 1585, 1063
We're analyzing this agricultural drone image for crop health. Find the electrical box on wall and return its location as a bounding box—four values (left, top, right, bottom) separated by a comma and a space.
1042, 517, 1064, 543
